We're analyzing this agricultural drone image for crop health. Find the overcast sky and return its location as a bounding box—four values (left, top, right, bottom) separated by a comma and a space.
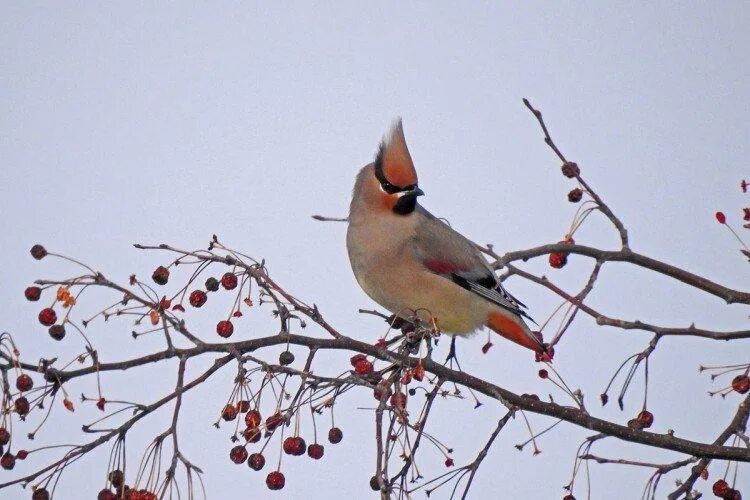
1, 3, 748, 499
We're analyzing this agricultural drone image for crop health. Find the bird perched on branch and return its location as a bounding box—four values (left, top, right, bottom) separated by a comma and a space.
346, 119, 547, 355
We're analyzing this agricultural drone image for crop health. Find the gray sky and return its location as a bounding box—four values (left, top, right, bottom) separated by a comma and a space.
1, 3, 748, 498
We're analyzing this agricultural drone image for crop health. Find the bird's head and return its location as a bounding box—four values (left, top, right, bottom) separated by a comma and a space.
352, 119, 424, 216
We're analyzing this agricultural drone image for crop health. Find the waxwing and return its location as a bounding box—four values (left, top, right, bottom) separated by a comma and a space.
346, 119, 545, 353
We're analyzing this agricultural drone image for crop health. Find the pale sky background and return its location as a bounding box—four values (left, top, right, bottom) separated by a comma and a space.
1, 3, 749, 499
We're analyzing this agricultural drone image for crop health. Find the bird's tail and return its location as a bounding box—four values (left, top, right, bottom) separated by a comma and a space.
486, 310, 546, 353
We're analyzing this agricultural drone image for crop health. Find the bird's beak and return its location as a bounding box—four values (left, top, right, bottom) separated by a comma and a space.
412, 187, 425, 197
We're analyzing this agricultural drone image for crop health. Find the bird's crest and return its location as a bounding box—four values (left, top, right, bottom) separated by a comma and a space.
374, 119, 418, 189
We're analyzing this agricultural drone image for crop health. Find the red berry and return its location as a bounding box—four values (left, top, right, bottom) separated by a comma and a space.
48, 324, 65, 340
38, 308, 56, 326
307, 443, 324, 459
248, 453, 265, 471
700, 468, 709, 480
108, 469, 124, 488
243, 426, 261, 443
716, 211, 727, 224
328, 427, 343, 444
151, 266, 170, 285
24, 286, 41, 301
713, 479, 729, 497
236, 400, 250, 413
172, 304, 185, 312
221, 272, 238, 290
245, 409, 262, 428
30, 245, 47, 260
266, 471, 285, 490
188, 290, 207, 308
15, 396, 30, 416
293, 437, 306, 456
283, 437, 298, 455
159, 296, 171, 310
16, 374, 33, 392
350, 354, 367, 366
31, 488, 50, 500
445, 458, 454, 467
98, 489, 117, 500
15, 449, 28, 460
229, 445, 248, 464
637, 410, 654, 428
205, 277, 220, 292
265, 412, 284, 432
0, 428, 9, 446
216, 320, 234, 338
96, 397, 106, 411
538, 369, 548, 379
0, 452, 15, 470
732, 375, 750, 394
222, 403, 238, 421
549, 252, 567, 269
354, 359, 373, 375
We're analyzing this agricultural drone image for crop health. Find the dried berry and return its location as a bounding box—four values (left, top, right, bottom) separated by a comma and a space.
188, 290, 207, 308
24, 286, 41, 301
31, 488, 50, 500
715, 212, 727, 224
30, 245, 47, 260
637, 410, 654, 428
222, 404, 238, 421
16, 374, 33, 392
108, 469, 124, 488
390, 392, 407, 409
98, 489, 117, 500
151, 266, 170, 285
245, 409, 261, 428
243, 426, 261, 443
354, 359, 373, 375
0, 452, 15, 470
48, 324, 66, 341
567, 188, 583, 203
279, 351, 295, 366
14, 396, 30, 416
328, 427, 343, 444
205, 277, 220, 291
0, 428, 9, 446
561, 162, 580, 178
549, 252, 567, 269
15, 449, 28, 460
265, 412, 284, 432
731, 375, 750, 394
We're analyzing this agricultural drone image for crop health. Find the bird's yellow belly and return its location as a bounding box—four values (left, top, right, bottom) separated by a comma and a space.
361, 269, 488, 335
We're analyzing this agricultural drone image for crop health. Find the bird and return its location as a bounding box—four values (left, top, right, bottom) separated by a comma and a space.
346, 119, 546, 355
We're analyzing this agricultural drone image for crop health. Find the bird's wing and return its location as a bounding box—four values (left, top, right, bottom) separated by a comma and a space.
411, 208, 531, 320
